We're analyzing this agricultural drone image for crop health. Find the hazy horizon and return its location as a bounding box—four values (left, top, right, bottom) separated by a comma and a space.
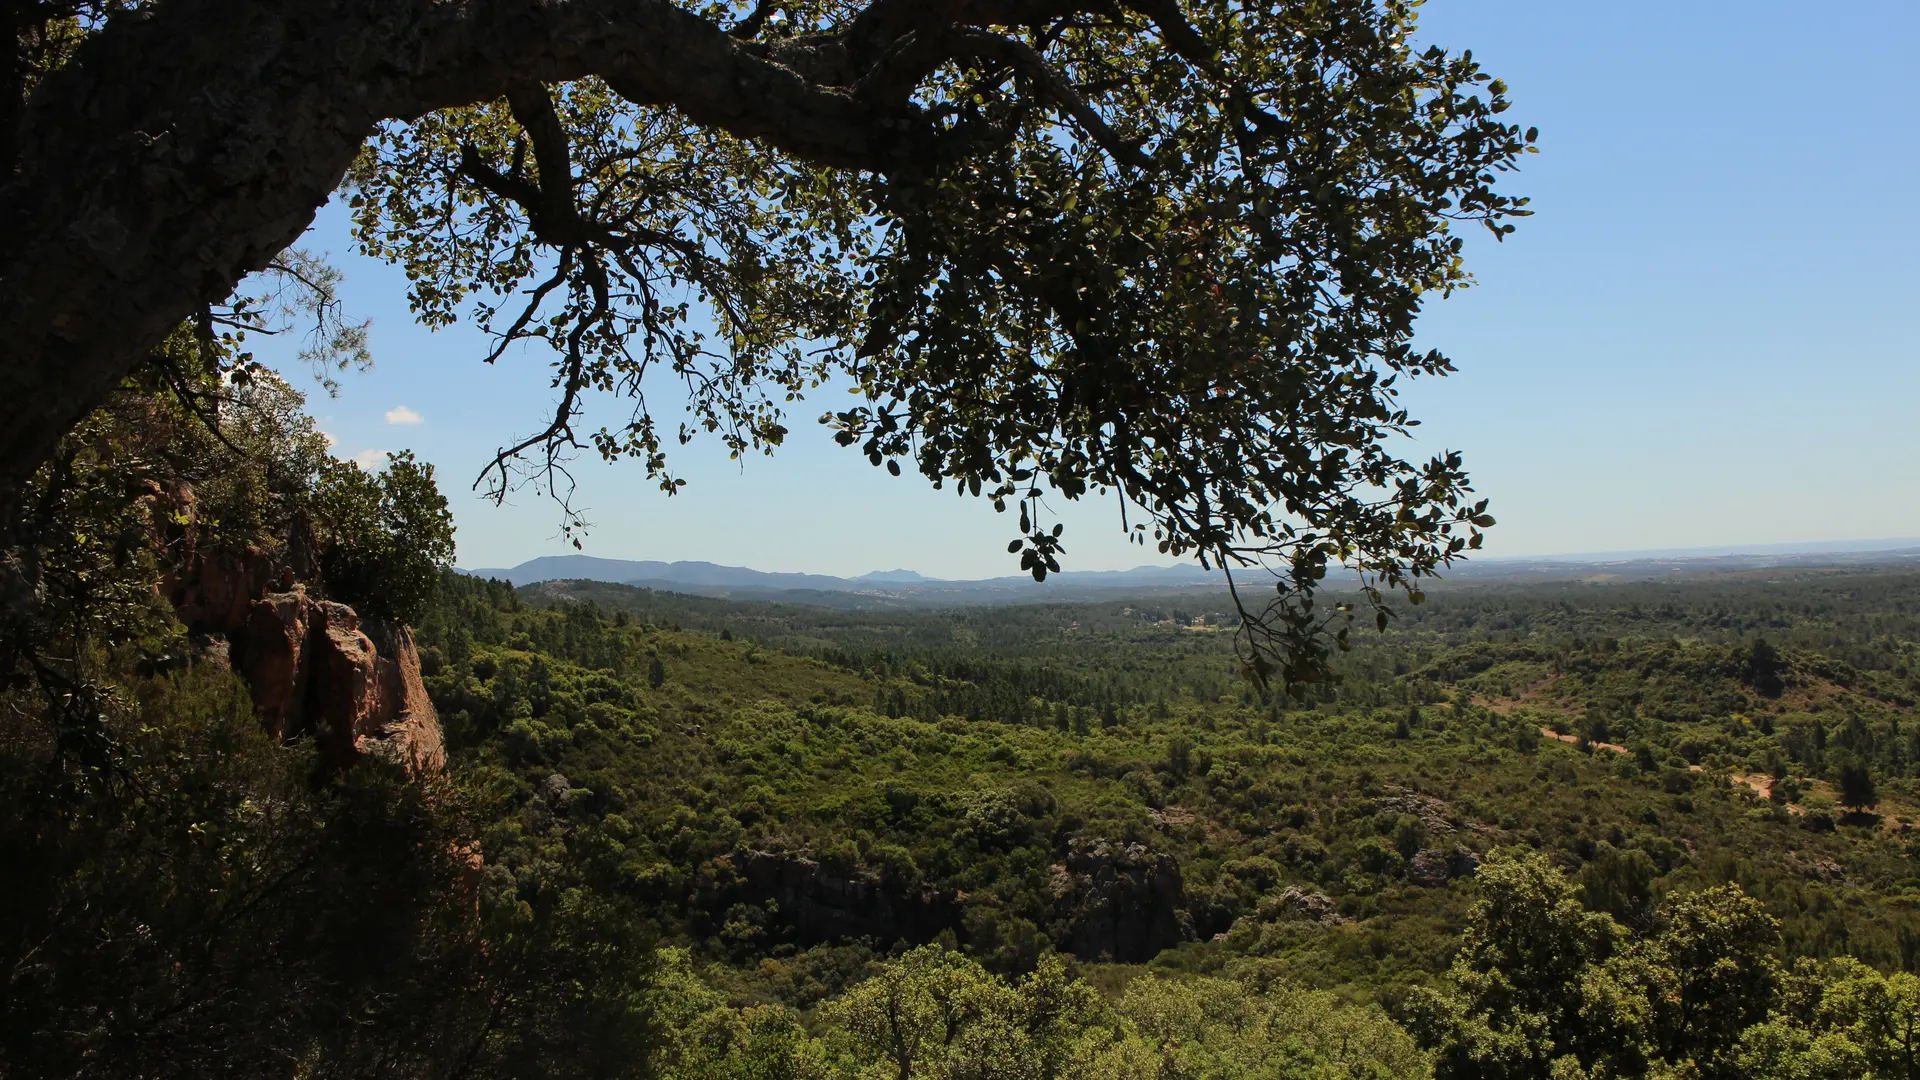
464, 535, 1920, 583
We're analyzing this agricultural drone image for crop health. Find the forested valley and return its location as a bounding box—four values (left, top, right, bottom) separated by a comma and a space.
10, 370, 1920, 1079
10, 0, 1916, 1076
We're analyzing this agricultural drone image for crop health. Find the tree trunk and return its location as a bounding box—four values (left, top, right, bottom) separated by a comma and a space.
0, 0, 905, 499
3, 1, 392, 495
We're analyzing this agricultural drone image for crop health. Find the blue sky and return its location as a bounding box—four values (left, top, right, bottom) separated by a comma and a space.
259, 0, 1920, 577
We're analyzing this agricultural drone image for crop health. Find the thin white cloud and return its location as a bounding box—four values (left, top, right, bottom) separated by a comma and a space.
385, 405, 424, 425
319, 429, 338, 449
352, 449, 390, 471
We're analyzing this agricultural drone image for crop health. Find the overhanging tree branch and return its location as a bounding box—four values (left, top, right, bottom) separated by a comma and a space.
2, 0, 1534, 686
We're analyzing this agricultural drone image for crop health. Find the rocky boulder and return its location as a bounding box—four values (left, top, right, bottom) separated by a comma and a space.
241, 588, 311, 740
1375, 789, 1459, 838
1259, 884, 1349, 927
1054, 838, 1196, 962
306, 599, 444, 773
1406, 846, 1481, 889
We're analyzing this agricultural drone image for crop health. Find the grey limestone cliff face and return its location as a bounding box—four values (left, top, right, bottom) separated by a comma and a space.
1052, 838, 1196, 962
1406, 846, 1481, 889
714, 840, 1199, 964
720, 851, 959, 945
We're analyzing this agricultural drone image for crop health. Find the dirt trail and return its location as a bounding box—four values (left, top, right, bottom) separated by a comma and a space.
1730, 773, 1806, 815
1538, 727, 1630, 755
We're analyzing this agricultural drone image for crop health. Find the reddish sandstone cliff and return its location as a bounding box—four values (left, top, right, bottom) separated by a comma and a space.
243, 589, 445, 772
147, 481, 444, 773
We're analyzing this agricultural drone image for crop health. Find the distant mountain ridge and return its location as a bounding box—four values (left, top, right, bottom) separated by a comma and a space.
461, 556, 872, 592
459, 555, 1215, 596
461, 540, 1920, 607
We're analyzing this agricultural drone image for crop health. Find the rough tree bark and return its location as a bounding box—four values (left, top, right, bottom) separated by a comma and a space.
0, 0, 951, 498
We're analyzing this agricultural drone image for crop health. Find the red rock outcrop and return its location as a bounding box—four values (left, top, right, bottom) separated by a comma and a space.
305, 599, 445, 772
223, 586, 446, 772
144, 482, 445, 774
241, 588, 311, 739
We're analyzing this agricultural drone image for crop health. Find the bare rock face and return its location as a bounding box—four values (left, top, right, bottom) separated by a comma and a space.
229, 589, 445, 772
1055, 838, 1196, 962
1406, 846, 1480, 889
1259, 884, 1350, 927
312, 600, 380, 759
343, 613, 444, 773
719, 851, 957, 945
147, 481, 288, 636
370, 621, 445, 774
242, 588, 312, 740
144, 480, 445, 777
173, 546, 281, 637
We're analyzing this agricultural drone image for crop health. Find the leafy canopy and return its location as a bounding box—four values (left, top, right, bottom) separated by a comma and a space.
315, 452, 457, 626
345, 0, 1535, 687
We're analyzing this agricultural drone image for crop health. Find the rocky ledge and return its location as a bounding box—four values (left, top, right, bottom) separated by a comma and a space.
159, 531, 442, 774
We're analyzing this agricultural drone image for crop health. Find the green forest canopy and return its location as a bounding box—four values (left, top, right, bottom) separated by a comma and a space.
8, 368, 1920, 1076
